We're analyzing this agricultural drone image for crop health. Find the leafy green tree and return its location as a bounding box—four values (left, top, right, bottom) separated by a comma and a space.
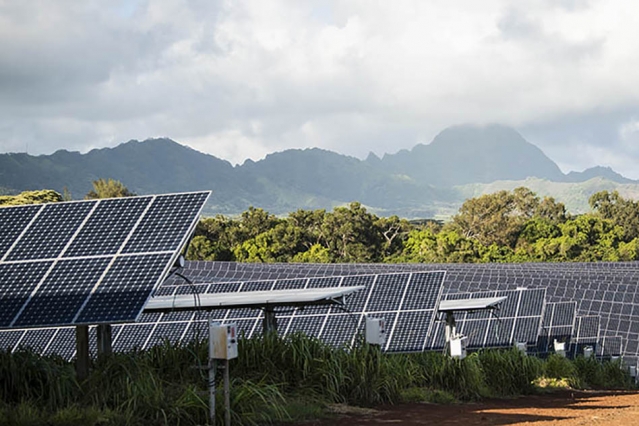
321, 202, 383, 262
291, 244, 331, 263
589, 190, 639, 241
85, 178, 135, 199
0, 190, 63, 206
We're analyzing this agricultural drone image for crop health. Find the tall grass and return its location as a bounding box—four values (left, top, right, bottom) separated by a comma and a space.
0, 336, 634, 425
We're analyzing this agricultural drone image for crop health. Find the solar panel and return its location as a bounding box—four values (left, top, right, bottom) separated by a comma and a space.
428, 288, 546, 350
536, 301, 577, 354
570, 316, 600, 358
597, 335, 623, 359
0, 192, 209, 329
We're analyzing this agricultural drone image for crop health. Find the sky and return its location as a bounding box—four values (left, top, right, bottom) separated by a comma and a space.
1, 0, 639, 177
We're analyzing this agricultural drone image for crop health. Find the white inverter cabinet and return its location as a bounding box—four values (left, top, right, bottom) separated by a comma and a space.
209, 322, 238, 360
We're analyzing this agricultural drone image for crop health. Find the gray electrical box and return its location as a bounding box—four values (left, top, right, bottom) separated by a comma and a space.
209, 322, 238, 360
583, 345, 594, 359
514, 341, 527, 355
365, 317, 387, 346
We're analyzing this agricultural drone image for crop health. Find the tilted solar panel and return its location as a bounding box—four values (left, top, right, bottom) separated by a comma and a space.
1, 271, 445, 359
0, 192, 209, 329
570, 316, 600, 358
536, 301, 577, 354
427, 288, 546, 350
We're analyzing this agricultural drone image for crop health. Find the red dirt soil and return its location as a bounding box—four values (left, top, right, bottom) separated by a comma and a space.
302, 390, 639, 425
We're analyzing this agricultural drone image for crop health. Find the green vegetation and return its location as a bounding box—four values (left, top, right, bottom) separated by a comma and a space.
0, 189, 63, 206
188, 188, 639, 263
0, 335, 632, 425
85, 178, 136, 199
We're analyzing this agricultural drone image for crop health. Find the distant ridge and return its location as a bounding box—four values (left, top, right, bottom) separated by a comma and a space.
0, 125, 636, 217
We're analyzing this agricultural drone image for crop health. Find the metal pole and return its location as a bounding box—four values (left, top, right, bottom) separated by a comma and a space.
224, 359, 231, 426
209, 359, 216, 424
75, 325, 90, 381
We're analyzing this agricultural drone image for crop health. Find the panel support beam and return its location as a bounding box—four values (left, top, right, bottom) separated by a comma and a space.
263, 307, 278, 335
75, 325, 90, 381
97, 324, 113, 357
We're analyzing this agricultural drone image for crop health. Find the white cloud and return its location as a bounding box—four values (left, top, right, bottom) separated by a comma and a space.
1, 0, 639, 177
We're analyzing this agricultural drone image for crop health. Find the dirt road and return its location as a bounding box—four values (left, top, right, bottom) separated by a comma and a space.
305, 390, 639, 425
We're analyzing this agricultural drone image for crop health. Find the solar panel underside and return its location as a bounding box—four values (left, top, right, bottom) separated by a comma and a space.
0, 271, 445, 359
426, 288, 546, 350
0, 192, 209, 329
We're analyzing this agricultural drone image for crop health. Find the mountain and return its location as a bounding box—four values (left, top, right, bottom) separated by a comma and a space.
0, 125, 636, 217
564, 166, 636, 184
373, 124, 565, 186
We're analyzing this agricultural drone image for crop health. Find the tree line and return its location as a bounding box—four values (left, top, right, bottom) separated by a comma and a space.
190, 187, 639, 263
2, 181, 638, 263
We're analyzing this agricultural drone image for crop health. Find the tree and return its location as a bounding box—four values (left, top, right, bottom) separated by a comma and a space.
589, 190, 639, 241
320, 202, 383, 262
0, 190, 63, 206
85, 178, 135, 199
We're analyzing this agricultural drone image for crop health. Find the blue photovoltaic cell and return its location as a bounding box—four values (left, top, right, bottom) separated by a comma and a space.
286, 315, 325, 337
365, 273, 410, 312
0, 330, 24, 352
145, 322, 189, 348
0, 262, 53, 327
43, 328, 76, 359
320, 314, 358, 347
113, 324, 155, 352
402, 272, 446, 310
387, 311, 435, 352
75, 253, 174, 324
16, 328, 57, 353
123, 193, 210, 254
13, 258, 111, 327
5, 201, 97, 261
65, 197, 153, 257
0, 205, 42, 259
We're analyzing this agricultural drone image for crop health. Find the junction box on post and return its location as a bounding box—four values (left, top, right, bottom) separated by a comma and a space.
365, 317, 387, 346
209, 322, 238, 426
210, 323, 238, 360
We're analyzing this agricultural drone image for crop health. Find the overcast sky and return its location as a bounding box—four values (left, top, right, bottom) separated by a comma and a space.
1, 0, 639, 177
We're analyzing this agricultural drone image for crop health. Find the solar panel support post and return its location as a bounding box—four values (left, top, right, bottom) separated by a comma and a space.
263, 306, 278, 335
75, 325, 90, 381
96, 324, 112, 357
223, 359, 231, 426
209, 358, 216, 424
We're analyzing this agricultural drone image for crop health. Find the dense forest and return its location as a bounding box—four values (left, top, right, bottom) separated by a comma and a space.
2, 182, 638, 263
188, 187, 639, 263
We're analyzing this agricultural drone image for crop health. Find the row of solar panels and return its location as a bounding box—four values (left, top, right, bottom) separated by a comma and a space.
0, 270, 624, 361
166, 261, 639, 358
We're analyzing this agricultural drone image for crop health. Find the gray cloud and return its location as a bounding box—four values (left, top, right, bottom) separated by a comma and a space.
1, 0, 639, 179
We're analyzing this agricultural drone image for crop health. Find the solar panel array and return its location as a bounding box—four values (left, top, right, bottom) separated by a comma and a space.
168, 261, 639, 360
4, 258, 639, 362
427, 288, 546, 350
0, 271, 446, 358
0, 192, 209, 329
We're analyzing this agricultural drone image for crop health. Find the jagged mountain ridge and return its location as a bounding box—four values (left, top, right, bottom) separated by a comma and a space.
0, 125, 634, 216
